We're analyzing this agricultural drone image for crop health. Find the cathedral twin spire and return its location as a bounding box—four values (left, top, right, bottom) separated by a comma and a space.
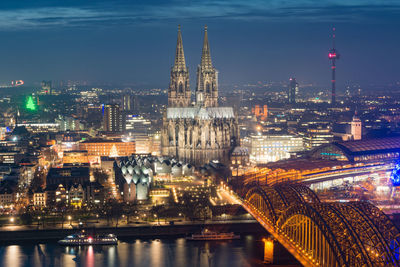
173, 25, 187, 72
200, 25, 212, 70
168, 25, 191, 107
168, 25, 218, 108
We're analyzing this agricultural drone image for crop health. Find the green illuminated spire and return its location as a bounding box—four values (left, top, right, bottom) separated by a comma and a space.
26, 96, 36, 111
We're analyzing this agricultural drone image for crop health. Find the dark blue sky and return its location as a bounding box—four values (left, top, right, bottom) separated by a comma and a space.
0, 0, 399, 89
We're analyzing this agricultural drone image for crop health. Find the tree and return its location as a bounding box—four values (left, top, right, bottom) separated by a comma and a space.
109, 144, 119, 158
104, 199, 123, 226
93, 169, 109, 185
123, 203, 137, 224
20, 212, 33, 225
26, 96, 36, 111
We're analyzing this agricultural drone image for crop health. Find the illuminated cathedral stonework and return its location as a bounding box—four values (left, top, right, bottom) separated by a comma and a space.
161, 26, 239, 166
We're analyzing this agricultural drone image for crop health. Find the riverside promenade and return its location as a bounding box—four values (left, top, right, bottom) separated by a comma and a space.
0, 220, 264, 243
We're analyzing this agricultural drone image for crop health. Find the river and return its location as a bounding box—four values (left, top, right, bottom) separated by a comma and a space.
0, 234, 299, 267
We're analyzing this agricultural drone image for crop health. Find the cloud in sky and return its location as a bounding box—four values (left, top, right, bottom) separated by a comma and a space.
0, 0, 398, 30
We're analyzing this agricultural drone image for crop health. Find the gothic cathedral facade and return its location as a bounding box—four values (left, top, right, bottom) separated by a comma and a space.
161, 26, 239, 166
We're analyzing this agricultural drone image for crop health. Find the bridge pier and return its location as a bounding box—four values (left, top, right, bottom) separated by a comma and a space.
262, 237, 274, 264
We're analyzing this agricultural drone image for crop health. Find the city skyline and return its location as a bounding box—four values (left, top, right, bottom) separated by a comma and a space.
0, 0, 398, 88
1, 2, 400, 266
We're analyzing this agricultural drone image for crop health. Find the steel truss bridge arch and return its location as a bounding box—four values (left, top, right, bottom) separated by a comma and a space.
242, 183, 400, 267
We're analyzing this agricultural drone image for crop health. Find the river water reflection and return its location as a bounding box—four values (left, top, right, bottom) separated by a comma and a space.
0, 235, 298, 267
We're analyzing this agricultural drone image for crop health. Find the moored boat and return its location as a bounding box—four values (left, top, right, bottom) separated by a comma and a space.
58, 232, 118, 245
186, 229, 240, 241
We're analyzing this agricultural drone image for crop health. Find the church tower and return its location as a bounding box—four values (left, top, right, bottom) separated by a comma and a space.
168, 25, 191, 107
351, 114, 362, 140
196, 26, 218, 107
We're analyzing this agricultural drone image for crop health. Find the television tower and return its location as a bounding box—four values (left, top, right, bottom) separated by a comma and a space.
328, 27, 340, 105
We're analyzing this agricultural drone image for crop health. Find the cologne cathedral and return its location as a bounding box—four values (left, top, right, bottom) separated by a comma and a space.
161, 26, 239, 166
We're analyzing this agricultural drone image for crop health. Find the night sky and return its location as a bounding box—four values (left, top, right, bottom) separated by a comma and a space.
0, 0, 399, 89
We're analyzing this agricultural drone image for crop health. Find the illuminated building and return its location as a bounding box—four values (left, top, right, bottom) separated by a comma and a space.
252, 105, 268, 120
17, 123, 59, 133
303, 123, 333, 150
0, 183, 15, 207
79, 139, 135, 163
33, 188, 46, 207
162, 26, 239, 166
350, 115, 362, 140
150, 133, 161, 156
125, 115, 151, 133
168, 25, 191, 107
243, 135, 304, 163
0, 192, 14, 206
68, 184, 85, 207
41, 80, 52, 95
55, 184, 67, 203
115, 156, 153, 202
85, 181, 104, 204
62, 150, 89, 165
45, 184, 67, 206
103, 104, 125, 132
122, 95, 138, 112
0, 151, 23, 164
332, 115, 362, 141
19, 164, 35, 187
130, 134, 151, 154
126, 133, 161, 155
230, 146, 250, 176
195, 25, 219, 107
288, 78, 299, 104
56, 116, 85, 131
149, 188, 170, 198
79, 90, 99, 104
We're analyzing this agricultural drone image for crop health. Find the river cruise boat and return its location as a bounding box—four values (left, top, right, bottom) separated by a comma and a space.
186, 229, 240, 241
58, 232, 118, 246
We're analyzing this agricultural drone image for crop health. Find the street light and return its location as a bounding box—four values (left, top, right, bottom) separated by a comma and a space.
9, 217, 14, 223
68, 215, 72, 226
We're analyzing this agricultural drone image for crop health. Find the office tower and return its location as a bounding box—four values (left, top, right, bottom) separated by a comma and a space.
351, 115, 362, 140
103, 104, 125, 132
41, 80, 52, 95
288, 78, 298, 104
122, 95, 134, 111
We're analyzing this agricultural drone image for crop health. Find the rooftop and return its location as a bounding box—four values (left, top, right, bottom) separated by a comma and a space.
167, 107, 235, 119
258, 159, 350, 171
335, 136, 400, 155
81, 139, 133, 143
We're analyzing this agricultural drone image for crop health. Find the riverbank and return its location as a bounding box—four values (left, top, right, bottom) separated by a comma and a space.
0, 221, 266, 244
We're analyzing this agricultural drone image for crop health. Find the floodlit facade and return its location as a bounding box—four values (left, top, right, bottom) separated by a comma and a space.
79, 139, 135, 162
243, 135, 304, 163
161, 26, 239, 166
